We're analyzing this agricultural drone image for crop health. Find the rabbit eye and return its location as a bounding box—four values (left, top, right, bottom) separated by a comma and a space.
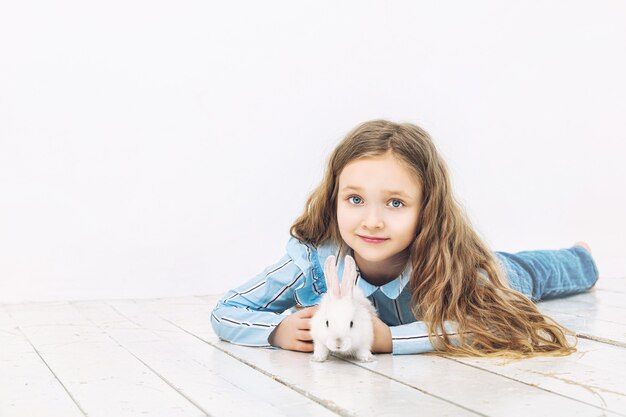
325, 320, 329, 327
350, 321, 353, 328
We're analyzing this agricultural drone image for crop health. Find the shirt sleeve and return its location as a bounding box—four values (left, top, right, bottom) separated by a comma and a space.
210, 253, 307, 347
390, 320, 461, 355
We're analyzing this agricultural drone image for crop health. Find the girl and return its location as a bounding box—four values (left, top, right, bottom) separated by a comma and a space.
211, 120, 599, 357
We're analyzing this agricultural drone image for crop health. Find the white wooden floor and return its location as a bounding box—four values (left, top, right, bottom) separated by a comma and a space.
2, 278, 626, 417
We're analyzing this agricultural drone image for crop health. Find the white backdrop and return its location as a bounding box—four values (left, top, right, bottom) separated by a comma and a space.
1, 1, 625, 303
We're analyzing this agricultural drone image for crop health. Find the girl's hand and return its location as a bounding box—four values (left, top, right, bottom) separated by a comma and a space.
268, 306, 319, 352
371, 314, 393, 353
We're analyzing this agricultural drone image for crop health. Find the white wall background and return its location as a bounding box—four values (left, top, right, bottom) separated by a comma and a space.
1, 1, 625, 303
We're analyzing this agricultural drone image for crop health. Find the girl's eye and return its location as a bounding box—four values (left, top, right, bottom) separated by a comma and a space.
389, 199, 404, 208
348, 196, 363, 205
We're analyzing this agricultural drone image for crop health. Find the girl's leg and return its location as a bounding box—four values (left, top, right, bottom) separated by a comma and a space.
495, 245, 599, 302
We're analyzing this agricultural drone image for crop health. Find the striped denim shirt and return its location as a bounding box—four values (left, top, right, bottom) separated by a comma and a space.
211, 236, 458, 355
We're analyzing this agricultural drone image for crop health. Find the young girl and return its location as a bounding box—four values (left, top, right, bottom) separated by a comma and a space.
211, 120, 599, 357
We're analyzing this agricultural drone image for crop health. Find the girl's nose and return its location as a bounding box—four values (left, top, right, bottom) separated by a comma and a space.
362, 208, 384, 229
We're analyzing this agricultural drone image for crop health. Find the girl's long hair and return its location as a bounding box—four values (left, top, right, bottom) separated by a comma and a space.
290, 120, 576, 358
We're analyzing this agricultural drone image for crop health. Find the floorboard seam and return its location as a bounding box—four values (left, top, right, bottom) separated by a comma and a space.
3, 304, 90, 417
69, 301, 213, 417
443, 356, 624, 416
343, 358, 488, 417
162, 317, 351, 417
576, 333, 626, 349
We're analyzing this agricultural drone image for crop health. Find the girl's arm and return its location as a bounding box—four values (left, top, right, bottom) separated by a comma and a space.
372, 315, 461, 355
210, 253, 306, 348
387, 320, 461, 355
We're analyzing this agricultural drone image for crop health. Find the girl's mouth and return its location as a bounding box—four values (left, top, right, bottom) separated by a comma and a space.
358, 235, 389, 244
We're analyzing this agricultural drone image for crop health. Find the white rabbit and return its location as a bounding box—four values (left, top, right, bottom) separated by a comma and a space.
310, 254, 377, 362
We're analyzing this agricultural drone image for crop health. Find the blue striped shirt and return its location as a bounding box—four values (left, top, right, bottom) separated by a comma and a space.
211, 237, 599, 355
211, 236, 458, 355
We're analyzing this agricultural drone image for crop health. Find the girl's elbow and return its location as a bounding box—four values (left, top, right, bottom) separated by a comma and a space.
210, 305, 225, 337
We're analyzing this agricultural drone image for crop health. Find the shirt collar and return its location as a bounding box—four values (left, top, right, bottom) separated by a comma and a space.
355, 258, 411, 299
316, 241, 411, 300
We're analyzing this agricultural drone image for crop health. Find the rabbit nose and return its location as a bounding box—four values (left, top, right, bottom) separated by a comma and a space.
335, 338, 342, 348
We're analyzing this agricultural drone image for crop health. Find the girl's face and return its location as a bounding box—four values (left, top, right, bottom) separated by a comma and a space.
336, 151, 422, 275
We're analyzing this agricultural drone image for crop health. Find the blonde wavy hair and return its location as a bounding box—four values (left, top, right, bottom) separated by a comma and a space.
290, 119, 576, 358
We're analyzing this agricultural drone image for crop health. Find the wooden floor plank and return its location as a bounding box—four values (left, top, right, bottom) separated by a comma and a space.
353, 350, 618, 417
554, 290, 626, 311
81, 299, 340, 417
140, 297, 480, 417
538, 291, 626, 325
538, 304, 626, 347
203, 290, 626, 415
0, 307, 84, 417
152, 296, 620, 417
594, 277, 626, 294
5, 302, 208, 417
450, 338, 626, 415
2, 275, 623, 417
539, 288, 626, 309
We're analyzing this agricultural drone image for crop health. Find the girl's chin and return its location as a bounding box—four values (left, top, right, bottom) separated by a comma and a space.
352, 247, 392, 262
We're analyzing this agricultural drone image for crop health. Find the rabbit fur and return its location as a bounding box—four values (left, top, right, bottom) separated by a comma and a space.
310, 254, 377, 362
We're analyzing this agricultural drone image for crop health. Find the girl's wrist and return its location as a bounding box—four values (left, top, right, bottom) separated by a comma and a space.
372, 315, 392, 353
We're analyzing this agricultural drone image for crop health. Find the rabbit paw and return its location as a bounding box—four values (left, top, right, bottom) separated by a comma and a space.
355, 351, 375, 362
311, 352, 329, 362
311, 346, 330, 362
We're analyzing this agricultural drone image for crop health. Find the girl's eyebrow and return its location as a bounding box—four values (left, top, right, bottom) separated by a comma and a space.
340, 185, 413, 200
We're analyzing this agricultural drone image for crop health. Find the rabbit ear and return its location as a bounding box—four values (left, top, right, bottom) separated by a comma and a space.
340, 255, 358, 298
323, 255, 341, 298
